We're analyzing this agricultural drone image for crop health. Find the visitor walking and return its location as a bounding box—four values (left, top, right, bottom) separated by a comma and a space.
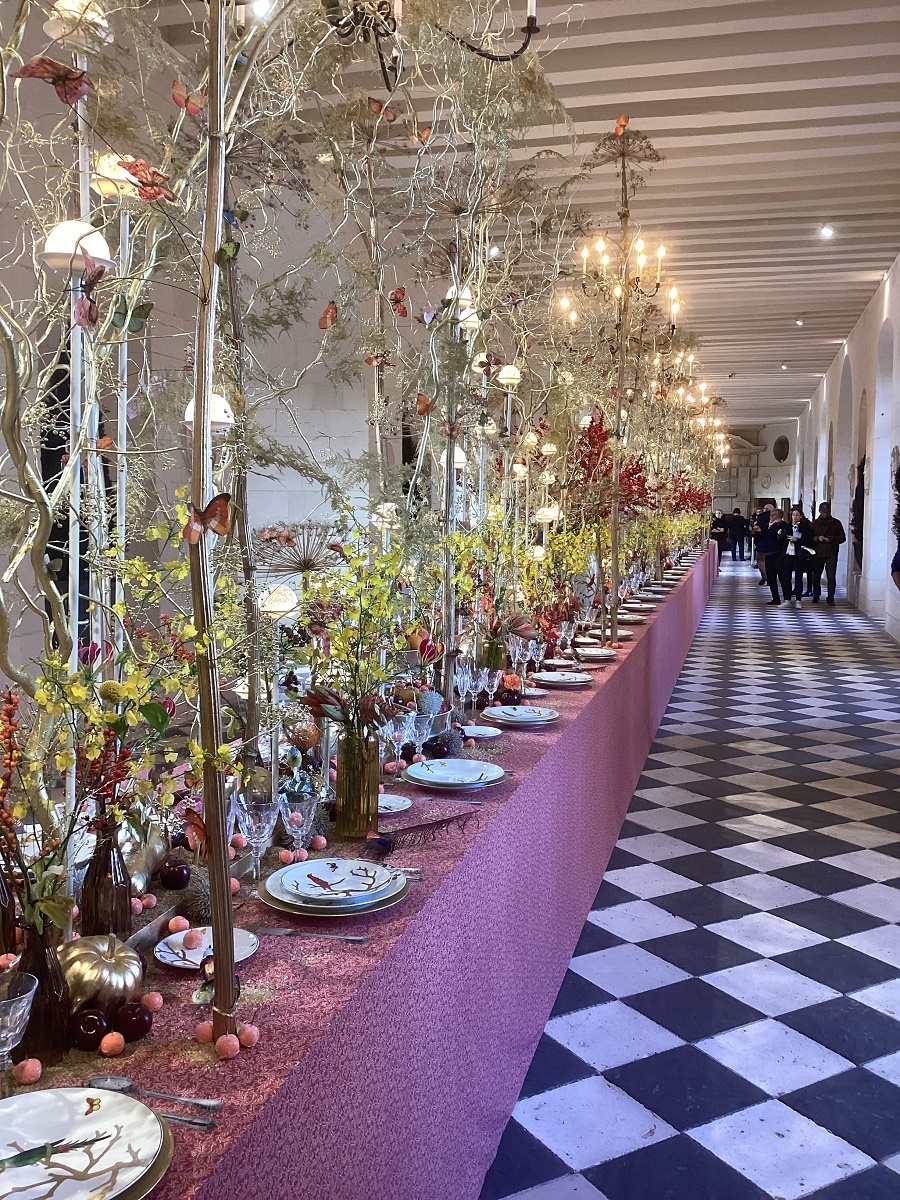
810, 502, 846, 605
785, 505, 815, 605
759, 508, 790, 605
710, 509, 729, 560
728, 508, 748, 560
751, 504, 773, 586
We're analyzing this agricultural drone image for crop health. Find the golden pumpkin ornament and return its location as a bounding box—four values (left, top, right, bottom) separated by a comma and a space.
57, 934, 143, 1014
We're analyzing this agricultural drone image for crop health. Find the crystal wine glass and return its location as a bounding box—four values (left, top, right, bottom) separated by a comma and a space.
485, 669, 503, 707
0, 972, 37, 1099
454, 664, 472, 717
411, 713, 434, 760
280, 792, 318, 859
389, 712, 415, 771
530, 640, 546, 673
237, 775, 281, 897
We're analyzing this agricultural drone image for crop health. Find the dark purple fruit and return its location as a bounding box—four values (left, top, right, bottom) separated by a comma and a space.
113, 1001, 153, 1043
498, 688, 522, 705
159, 858, 191, 890
71, 1008, 109, 1052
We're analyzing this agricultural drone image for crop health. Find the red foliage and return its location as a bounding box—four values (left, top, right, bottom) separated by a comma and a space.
569, 415, 654, 520
666, 473, 710, 514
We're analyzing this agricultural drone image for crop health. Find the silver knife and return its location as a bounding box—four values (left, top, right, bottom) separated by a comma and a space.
253, 927, 369, 943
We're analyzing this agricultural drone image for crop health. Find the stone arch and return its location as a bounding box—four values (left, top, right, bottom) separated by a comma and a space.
872, 319, 896, 590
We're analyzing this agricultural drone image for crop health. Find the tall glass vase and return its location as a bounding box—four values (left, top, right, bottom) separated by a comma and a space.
16, 922, 71, 1065
334, 729, 380, 840
81, 820, 132, 941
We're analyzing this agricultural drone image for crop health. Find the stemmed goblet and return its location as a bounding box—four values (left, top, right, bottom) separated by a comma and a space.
454, 664, 473, 717
411, 714, 434, 761
388, 712, 415, 772
280, 792, 318, 860
0, 972, 37, 1099
237, 773, 281, 897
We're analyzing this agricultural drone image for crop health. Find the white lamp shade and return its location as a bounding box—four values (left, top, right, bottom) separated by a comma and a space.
40, 220, 114, 271
444, 285, 479, 331
440, 445, 467, 469
534, 503, 561, 524
260, 584, 300, 620
91, 154, 138, 198
184, 393, 235, 432
496, 365, 521, 388
371, 501, 399, 530
43, 0, 112, 47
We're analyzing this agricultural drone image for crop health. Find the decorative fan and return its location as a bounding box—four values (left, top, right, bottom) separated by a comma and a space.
253, 522, 342, 576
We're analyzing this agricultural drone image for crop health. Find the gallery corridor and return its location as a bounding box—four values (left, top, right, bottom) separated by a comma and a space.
482, 560, 900, 1200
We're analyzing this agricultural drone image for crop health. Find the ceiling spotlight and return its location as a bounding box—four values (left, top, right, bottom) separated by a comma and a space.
781, 363, 788, 370
795, 318, 804, 326
819, 225, 834, 240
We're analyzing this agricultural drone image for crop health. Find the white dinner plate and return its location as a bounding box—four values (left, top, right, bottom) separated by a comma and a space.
463, 725, 503, 740
379, 794, 413, 814
622, 602, 657, 611
0, 1088, 163, 1200
544, 658, 574, 669
574, 646, 617, 660
617, 613, 647, 624
281, 857, 396, 901
523, 686, 549, 697
486, 705, 560, 726
531, 671, 592, 687
265, 867, 409, 916
154, 926, 259, 969
404, 758, 505, 787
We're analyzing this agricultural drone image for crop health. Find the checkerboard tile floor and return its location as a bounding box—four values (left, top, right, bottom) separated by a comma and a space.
480, 560, 900, 1200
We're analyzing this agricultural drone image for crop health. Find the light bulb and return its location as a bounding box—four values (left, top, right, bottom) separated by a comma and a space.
613, 284, 622, 298
795, 317, 804, 326
657, 245, 665, 258
569, 310, 578, 321
560, 296, 570, 311
635, 239, 644, 252
699, 381, 707, 392
251, 0, 271, 14
637, 254, 647, 268
497, 364, 521, 388
43, 0, 111, 47
581, 246, 589, 261
91, 154, 138, 198
184, 392, 235, 431
540, 441, 558, 456
530, 544, 546, 561
669, 286, 678, 300
439, 445, 467, 468
819, 225, 834, 239
595, 238, 605, 254
489, 244, 502, 259
522, 430, 539, 448
713, 417, 721, 427
672, 301, 680, 316
40, 220, 114, 271
601, 254, 610, 267
722, 457, 729, 466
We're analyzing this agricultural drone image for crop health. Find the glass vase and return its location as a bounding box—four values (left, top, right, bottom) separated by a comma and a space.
80, 819, 132, 941
334, 729, 380, 839
16, 922, 71, 1065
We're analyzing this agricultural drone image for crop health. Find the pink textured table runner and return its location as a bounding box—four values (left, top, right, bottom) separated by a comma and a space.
46, 551, 716, 1200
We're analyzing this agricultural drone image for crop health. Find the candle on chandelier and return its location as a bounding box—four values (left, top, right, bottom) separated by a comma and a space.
656, 245, 665, 283
527, 0, 537, 19
394, 0, 402, 21
581, 245, 589, 276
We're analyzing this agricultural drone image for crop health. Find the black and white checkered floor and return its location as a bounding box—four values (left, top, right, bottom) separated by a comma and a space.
481, 560, 900, 1200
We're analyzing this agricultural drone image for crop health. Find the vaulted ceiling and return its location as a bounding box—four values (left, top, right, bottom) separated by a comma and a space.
533, 0, 900, 424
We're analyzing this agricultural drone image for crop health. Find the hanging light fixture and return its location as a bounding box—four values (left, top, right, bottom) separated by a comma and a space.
43, 0, 112, 47
444, 285, 480, 332
40, 220, 114, 271
439, 1, 540, 63
496, 364, 521, 389
440, 445, 467, 469
90, 154, 138, 199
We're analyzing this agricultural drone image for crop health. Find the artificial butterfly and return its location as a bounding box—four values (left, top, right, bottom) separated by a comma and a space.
111, 296, 153, 334
442, 421, 461, 438
416, 393, 434, 416
410, 126, 432, 146
415, 303, 441, 327
318, 300, 337, 329
389, 287, 407, 318
74, 251, 105, 330
121, 159, 177, 203
84, 1097, 101, 1116
367, 96, 398, 122
12, 56, 94, 106
172, 80, 208, 116
364, 353, 392, 368
214, 240, 239, 269
94, 436, 114, 452
223, 205, 250, 227
184, 808, 208, 855
181, 493, 232, 544
615, 114, 629, 136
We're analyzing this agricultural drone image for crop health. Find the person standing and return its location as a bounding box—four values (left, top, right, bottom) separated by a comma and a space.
810, 502, 847, 605
751, 504, 773, 586
785, 505, 815, 605
759, 508, 790, 605
728, 508, 748, 561
710, 509, 729, 560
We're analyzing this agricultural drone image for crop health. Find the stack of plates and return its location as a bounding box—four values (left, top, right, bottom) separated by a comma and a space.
403, 758, 506, 789
587, 627, 634, 641
622, 601, 657, 612
617, 613, 647, 624
484, 705, 560, 727
531, 670, 592, 688
572, 645, 617, 661
0, 1088, 173, 1200
262, 857, 409, 917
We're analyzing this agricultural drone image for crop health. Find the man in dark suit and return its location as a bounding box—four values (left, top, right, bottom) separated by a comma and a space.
728, 508, 748, 561
810, 502, 846, 605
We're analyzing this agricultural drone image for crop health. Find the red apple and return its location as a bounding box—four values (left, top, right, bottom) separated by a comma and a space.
71, 1008, 109, 1052
113, 1002, 153, 1043
159, 859, 191, 890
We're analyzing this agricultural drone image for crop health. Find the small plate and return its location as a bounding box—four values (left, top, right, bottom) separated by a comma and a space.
281, 857, 396, 901
617, 613, 647, 624
523, 686, 549, 697
379, 794, 413, 814
154, 926, 259, 969
463, 725, 503, 740
405, 758, 505, 787
574, 646, 617, 660
486, 705, 560, 726
544, 658, 574, 669
531, 671, 592, 687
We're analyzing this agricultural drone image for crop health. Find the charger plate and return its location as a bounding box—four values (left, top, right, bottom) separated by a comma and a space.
261, 869, 410, 917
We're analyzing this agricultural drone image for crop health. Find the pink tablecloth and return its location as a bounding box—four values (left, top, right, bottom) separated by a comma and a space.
48, 552, 715, 1200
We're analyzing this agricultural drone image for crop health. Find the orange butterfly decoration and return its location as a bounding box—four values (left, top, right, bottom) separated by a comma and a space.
410, 126, 432, 146
184, 809, 208, 855
416, 393, 434, 416
12, 57, 94, 105
368, 96, 399, 122
442, 421, 462, 438
181, 493, 232, 544
84, 1097, 101, 1115
122, 159, 177, 204
74, 251, 106, 330
318, 300, 337, 330
172, 80, 208, 116
389, 287, 407, 318
615, 114, 630, 136
95, 436, 114, 452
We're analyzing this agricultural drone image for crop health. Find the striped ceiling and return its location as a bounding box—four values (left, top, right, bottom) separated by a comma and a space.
159, 0, 900, 424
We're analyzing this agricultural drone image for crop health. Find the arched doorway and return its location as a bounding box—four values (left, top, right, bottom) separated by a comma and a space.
866, 319, 895, 618
835, 358, 853, 600
850, 389, 868, 589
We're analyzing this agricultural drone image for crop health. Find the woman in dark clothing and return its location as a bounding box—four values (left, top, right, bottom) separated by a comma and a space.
759, 509, 790, 605
710, 510, 729, 559
785, 505, 815, 604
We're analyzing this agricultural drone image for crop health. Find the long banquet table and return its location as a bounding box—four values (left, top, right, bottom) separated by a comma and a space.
44, 550, 717, 1200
